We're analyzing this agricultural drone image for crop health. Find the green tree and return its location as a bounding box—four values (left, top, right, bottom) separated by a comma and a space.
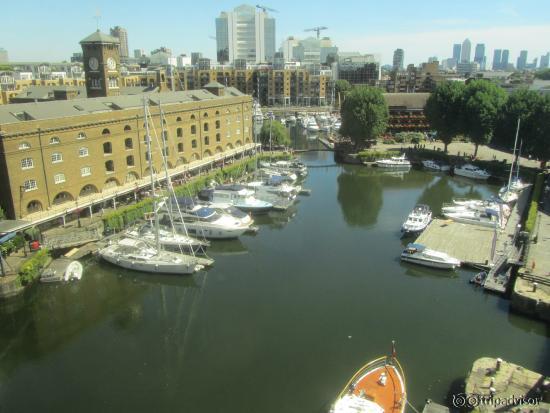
259, 120, 290, 148
460, 80, 507, 157
339, 86, 389, 149
534, 69, 550, 80
0, 206, 5, 220
493, 89, 542, 151
335, 79, 352, 96
531, 95, 550, 164
425, 81, 466, 153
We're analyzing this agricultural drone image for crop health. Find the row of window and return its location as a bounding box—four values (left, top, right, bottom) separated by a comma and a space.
17, 118, 250, 150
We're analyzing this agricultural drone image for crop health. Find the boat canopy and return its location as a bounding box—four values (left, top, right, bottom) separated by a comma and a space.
406, 243, 426, 252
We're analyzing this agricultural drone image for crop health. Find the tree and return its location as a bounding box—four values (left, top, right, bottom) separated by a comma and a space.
335, 79, 352, 96
531, 95, 550, 164
493, 89, 542, 151
0, 206, 5, 220
259, 120, 290, 148
339, 86, 389, 149
425, 81, 466, 152
460, 80, 507, 157
534, 69, 550, 80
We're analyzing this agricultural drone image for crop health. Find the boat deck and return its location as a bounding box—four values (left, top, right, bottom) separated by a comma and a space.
351, 365, 405, 413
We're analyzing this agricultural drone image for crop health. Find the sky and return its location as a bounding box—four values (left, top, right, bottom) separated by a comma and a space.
2, 0, 550, 67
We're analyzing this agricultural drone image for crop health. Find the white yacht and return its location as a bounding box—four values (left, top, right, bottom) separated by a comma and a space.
174, 197, 254, 227
287, 115, 297, 123
443, 209, 502, 228
256, 168, 298, 183
100, 238, 213, 274
260, 160, 307, 177
401, 204, 432, 235
376, 153, 411, 170
199, 185, 273, 213
401, 243, 461, 269
306, 117, 320, 132
422, 160, 450, 172
442, 200, 509, 215
246, 180, 298, 201
453, 164, 491, 180
125, 222, 209, 254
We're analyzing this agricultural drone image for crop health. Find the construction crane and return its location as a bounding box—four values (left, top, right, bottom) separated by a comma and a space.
304, 26, 328, 39
256, 4, 277, 13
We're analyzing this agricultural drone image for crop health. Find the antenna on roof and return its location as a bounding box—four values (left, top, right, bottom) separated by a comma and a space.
93, 9, 101, 31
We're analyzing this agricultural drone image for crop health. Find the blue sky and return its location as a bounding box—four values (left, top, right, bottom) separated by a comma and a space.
3, 0, 549, 66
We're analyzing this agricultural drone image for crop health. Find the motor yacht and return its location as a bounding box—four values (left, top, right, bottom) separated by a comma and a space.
199, 185, 273, 213
453, 164, 491, 180
401, 243, 461, 269
125, 222, 209, 254
421, 160, 450, 172
442, 209, 502, 228
401, 204, 432, 235
376, 153, 411, 170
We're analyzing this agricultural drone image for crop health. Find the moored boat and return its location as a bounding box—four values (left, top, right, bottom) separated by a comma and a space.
453, 164, 491, 180
330, 343, 406, 413
376, 154, 411, 170
422, 159, 450, 172
401, 204, 432, 235
401, 243, 461, 269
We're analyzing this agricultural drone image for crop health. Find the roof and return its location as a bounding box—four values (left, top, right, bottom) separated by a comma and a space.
383, 93, 430, 110
80, 30, 120, 44
0, 219, 31, 235
10, 86, 87, 102
204, 81, 226, 88
0, 89, 248, 125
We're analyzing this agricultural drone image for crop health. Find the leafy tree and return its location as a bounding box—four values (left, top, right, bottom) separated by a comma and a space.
493, 89, 542, 151
0, 206, 5, 220
335, 79, 352, 96
531, 95, 550, 164
425, 81, 466, 153
460, 80, 507, 157
259, 120, 290, 148
339, 86, 389, 149
534, 69, 550, 80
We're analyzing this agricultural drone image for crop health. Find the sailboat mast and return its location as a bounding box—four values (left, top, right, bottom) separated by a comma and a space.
516, 139, 523, 181
159, 102, 176, 236
507, 117, 520, 191
143, 98, 160, 251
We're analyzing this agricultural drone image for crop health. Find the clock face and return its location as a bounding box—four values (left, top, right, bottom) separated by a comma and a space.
107, 57, 116, 70
88, 57, 98, 71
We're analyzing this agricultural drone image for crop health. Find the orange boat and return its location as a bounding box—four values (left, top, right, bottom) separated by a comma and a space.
331, 342, 407, 413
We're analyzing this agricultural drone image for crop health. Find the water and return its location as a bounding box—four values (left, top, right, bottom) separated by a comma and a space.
0, 147, 548, 413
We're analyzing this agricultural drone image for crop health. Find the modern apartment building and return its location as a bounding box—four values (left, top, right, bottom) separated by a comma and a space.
215, 4, 276, 64
392, 49, 404, 70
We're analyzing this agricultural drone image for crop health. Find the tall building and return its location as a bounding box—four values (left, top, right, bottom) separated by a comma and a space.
110, 26, 129, 59
280, 36, 300, 62
80, 30, 121, 98
501, 50, 510, 70
461, 38, 471, 63
474, 43, 486, 70
452, 44, 461, 63
292, 37, 337, 66
215, 5, 276, 64
0, 48, 8, 64
191, 52, 202, 66
133, 49, 145, 59
492, 49, 502, 70
393, 49, 404, 70
541, 53, 550, 69
517, 50, 528, 70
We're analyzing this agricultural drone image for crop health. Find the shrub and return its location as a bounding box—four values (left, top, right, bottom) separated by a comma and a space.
525, 173, 545, 233
18, 248, 50, 285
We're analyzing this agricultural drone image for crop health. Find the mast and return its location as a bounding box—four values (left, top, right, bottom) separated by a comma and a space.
507, 117, 521, 191
159, 101, 176, 237
143, 97, 160, 251
516, 139, 523, 181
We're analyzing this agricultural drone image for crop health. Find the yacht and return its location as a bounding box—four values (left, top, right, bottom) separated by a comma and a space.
401, 243, 461, 269
165, 204, 252, 239
199, 185, 273, 213
174, 197, 254, 227
256, 168, 298, 183
306, 117, 320, 132
376, 153, 411, 170
422, 160, 450, 172
499, 117, 527, 203
330, 343, 406, 413
443, 209, 502, 228
125, 222, 209, 254
246, 180, 298, 200
260, 160, 308, 177
401, 204, 432, 235
453, 164, 491, 180
287, 115, 297, 123
100, 237, 213, 274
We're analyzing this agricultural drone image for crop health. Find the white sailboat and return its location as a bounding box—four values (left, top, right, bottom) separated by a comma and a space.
99, 99, 213, 275
499, 118, 527, 203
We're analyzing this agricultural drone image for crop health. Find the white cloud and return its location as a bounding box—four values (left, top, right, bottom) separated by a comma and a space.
335, 25, 550, 66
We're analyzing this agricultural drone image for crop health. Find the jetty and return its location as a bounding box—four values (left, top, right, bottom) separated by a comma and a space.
464, 357, 550, 411
415, 187, 529, 273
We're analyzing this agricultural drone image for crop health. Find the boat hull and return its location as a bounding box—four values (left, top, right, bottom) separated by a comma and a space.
453, 169, 490, 180
99, 250, 202, 275
400, 255, 459, 269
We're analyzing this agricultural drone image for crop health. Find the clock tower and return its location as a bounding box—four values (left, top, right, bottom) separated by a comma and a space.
80, 30, 121, 98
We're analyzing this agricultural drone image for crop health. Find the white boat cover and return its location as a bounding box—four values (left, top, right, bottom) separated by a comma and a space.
332, 394, 384, 413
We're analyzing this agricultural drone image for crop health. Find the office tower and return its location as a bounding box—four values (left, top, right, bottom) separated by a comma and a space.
133, 49, 144, 58
215, 5, 276, 64
501, 50, 510, 70
453, 44, 461, 62
461, 38, 471, 63
281, 36, 299, 62
191, 52, 202, 66
492, 49, 502, 70
393, 49, 404, 70
110, 26, 129, 59
474, 43, 486, 70
517, 50, 528, 70
541, 53, 550, 69
427, 56, 438, 63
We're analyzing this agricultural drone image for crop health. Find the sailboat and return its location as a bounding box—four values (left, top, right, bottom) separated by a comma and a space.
498, 118, 521, 203
99, 98, 214, 275
330, 342, 407, 413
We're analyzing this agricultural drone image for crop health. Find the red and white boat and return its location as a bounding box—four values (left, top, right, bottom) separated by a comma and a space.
331, 343, 406, 413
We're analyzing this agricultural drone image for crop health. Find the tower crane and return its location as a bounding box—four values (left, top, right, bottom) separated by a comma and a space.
256, 4, 278, 13
304, 26, 328, 39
